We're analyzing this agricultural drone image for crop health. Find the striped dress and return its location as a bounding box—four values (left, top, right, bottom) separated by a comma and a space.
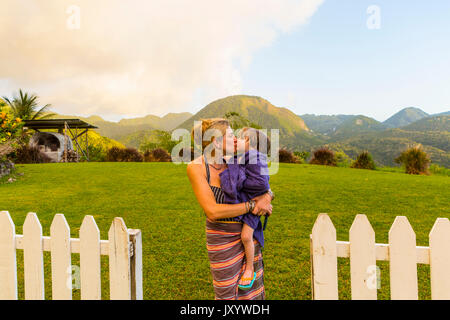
204, 155, 265, 300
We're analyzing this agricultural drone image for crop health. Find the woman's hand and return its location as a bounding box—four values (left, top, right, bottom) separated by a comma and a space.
250, 192, 272, 217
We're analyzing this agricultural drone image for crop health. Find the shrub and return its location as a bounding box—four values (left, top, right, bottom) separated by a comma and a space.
144, 148, 172, 162
351, 151, 376, 170
81, 144, 106, 162
293, 151, 310, 162
121, 147, 143, 162
106, 146, 143, 162
176, 146, 195, 162
106, 146, 123, 162
0, 109, 24, 144
429, 164, 450, 177
278, 148, 297, 163
309, 147, 337, 166
13, 145, 52, 164
394, 144, 431, 175
335, 151, 352, 167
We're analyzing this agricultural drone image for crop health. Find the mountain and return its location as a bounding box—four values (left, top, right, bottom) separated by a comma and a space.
46, 111, 192, 140
117, 112, 192, 131
117, 129, 160, 149
431, 111, 450, 117
324, 117, 450, 167
299, 114, 355, 135
402, 115, 449, 132
382, 107, 429, 128
177, 95, 326, 149
327, 115, 387, 141
178, 95, 309, 133
326, 135, 450, 167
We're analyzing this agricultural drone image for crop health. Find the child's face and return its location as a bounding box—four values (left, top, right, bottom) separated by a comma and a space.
236, 136, 250, 154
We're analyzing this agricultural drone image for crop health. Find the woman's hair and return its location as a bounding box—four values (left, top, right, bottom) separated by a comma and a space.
191, 118, 230, 156
239, 127, 271, 154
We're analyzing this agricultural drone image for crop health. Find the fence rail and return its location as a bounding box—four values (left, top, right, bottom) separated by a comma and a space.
0, 211, 143, 300
310, 213, 450, 300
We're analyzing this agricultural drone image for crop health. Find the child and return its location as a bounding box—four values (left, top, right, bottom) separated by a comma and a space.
219, 127, 271, 290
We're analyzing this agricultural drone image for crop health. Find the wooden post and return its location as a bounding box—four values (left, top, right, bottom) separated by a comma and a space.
349, 214, 377, 300
388, 216, 418, 300
109, 218, 131, 300
86, 130, 89, 162
80, 216, 101, 300
129, 229, 143, 300
75, 127, 79, 162
23, 213, 45, 300
0, 211, 18, 300
429, 218, 450, 299
64, 121, 68, 162
50, 214, 72, 300
311, 213, 338, 300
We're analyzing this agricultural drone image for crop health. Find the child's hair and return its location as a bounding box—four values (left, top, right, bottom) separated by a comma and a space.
239, 127, 271, 154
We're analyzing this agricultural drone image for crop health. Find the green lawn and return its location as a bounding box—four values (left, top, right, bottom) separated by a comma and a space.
1, 162, 449, 300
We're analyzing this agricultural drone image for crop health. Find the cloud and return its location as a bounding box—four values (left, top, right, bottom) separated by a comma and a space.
0, 0, 323, 121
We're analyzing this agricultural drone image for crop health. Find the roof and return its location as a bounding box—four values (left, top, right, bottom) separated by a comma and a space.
23, 119, 98, 129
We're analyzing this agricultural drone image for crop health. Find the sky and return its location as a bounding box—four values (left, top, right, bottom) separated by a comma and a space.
1, 0, 449, 122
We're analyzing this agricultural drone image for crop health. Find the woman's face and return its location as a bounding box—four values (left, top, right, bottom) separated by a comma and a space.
214, 126, 236, 159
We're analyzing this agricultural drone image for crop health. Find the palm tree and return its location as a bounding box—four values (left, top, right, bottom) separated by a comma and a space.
2, 89, 56, 120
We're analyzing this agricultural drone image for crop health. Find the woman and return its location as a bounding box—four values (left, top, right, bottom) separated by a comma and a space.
186, 118, 273, 300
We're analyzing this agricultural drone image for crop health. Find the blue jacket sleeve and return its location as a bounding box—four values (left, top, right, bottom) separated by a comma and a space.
241, 150, 270, 195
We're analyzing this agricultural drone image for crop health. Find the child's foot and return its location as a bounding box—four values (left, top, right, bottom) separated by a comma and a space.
239, 268, 255, 286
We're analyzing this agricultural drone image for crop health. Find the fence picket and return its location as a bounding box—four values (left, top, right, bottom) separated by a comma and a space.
311, 213, 338, 300
429, 218, 450, 300
388, 216, 418, 300
349, 214, 377, 300
0, 211, 18, 300
50, 214, 72, 300
80, 215, 101, 300
23, 212, 45, 300
109, 217, 131, 300
129, 229, 143, 300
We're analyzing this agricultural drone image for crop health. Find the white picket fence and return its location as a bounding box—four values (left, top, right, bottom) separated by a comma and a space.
0, 211, 143, 300
310, 213, 450, 300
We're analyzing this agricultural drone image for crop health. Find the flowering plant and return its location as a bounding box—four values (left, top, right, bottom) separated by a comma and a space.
0, 108, 24, 143
0, 107, 27, 160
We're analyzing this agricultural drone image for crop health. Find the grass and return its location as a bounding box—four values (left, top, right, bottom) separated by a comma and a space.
1, 162, 449, 300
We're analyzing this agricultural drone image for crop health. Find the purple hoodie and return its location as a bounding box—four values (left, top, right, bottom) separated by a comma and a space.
219, 149, 270, 247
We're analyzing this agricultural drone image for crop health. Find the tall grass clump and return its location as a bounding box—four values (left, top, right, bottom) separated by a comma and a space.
394, 144, 431, 175
309, 147, 337, 166
351, 151, 376, 170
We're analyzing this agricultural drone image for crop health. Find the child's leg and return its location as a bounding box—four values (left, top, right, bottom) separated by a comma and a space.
239, 223, 255, 286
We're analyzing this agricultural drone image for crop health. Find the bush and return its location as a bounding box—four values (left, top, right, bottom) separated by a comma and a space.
0, 109, 25, 144
309, 147, 337, 166
429, 164, 450, 177
335, 151, 352, 167
394, 144, 431, 175
81, 144, 106, 162
144, 148, 172, 162
176, 146, 195, 162
13, 145, 52, 164
278, 148, 297, 163
351, 151, 376, 170
106, 146, 143, 162
294, 151, 310, 162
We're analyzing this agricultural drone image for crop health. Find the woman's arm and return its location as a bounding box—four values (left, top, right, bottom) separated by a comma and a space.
187, 163, 272, 220
187, 163, 249, 220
